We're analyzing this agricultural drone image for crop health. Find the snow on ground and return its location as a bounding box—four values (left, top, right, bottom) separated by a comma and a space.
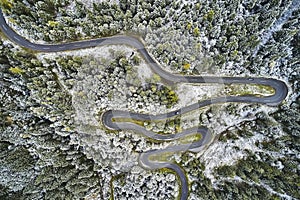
136, 61, 153, 83
77, 0, 119, 10
218, 176, 296, 200
198, 105, 285, 185
175, 83, 225, 109
252, 0, 300, 57
200, 132, 265, 184
37, 44, 135, 60
2, 13, 46, 44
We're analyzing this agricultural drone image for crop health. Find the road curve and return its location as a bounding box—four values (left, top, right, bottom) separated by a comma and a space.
0, 8, 288, 200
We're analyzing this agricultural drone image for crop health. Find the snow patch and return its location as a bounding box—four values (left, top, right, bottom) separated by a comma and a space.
175, 83, 225, 109
252, 0, 300, 56
201, 132, 265, 184
77, 0, 119, 10
136, 61, 153, 83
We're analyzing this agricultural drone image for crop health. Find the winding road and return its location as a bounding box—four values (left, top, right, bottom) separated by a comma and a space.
0, 8, 288, 200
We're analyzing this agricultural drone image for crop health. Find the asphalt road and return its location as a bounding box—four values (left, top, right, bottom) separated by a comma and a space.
0, 8, 288, 200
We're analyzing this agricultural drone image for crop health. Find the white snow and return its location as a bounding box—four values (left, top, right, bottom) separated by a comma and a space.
77, 0, 119, 10
136, 61, 154, 83
252, 0, 300, 57
175, 83, 225, 109
200, 132, 265, 183
218, 176, 296, 200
